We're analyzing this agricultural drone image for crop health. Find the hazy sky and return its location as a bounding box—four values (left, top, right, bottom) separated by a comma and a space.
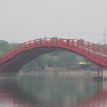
0, 0, 107, 43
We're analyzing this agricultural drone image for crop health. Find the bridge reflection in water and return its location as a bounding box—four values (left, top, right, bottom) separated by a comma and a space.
0, 74, 107, 107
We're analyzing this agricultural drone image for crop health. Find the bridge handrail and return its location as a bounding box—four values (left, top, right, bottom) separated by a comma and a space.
0, 38, 107, 65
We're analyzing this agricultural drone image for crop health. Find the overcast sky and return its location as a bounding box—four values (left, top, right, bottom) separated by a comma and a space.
0, 0, 107, 43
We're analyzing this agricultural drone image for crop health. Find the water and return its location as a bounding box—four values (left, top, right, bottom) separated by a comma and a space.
0, 73, 107, 107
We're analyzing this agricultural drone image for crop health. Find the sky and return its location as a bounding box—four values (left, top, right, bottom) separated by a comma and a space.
0, 0, 107, 43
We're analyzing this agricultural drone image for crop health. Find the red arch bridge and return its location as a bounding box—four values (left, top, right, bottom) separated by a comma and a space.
0, 38, 107, 73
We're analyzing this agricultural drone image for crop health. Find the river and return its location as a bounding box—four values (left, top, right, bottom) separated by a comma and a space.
0, 72, 107, 107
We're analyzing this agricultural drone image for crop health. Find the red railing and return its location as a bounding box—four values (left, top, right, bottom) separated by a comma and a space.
0, 38, 107, 66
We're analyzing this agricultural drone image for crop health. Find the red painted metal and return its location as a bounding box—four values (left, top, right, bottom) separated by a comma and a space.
0, 38, 107, 67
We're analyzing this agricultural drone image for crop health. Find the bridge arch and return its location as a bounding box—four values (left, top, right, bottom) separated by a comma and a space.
0, 38, 107, 73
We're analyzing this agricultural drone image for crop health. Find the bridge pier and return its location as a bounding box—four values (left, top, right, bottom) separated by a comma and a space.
97, 67, 103, 80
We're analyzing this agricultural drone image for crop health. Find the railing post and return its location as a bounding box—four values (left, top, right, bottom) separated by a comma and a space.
55, 37, 57, 45
66, 39, 69, 48
103, 48, 106, 55
87, 42, 89, 54
60, 39, 63, 46
39, 39, 41, 45
44, 37, 46, 44
77, 40, 78, 49
92, 44, 95, 58
82, 40, 84, 51
98, 46, 101, 61
71, 39, 74, 47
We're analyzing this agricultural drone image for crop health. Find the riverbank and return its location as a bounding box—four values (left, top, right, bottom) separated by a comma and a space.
20, 69, 102, 78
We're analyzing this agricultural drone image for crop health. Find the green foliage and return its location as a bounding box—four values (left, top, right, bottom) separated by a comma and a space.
22, 51, 77, 71
0, 40, 17, 55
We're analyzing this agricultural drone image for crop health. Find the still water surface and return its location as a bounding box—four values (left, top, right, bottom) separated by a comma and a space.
0, 73, 107, 107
